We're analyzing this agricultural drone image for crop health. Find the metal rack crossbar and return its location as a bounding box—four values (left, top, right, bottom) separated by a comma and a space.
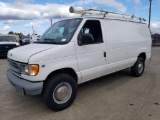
69, 6, 146, 22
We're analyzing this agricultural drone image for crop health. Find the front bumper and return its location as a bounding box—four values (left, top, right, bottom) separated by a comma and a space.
6, 69, 44, 95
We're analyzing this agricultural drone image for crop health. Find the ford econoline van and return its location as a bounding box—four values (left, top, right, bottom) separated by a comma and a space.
6, 7, 151, 111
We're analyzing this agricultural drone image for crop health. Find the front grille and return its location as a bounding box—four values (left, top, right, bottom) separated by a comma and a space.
0, 44, 16, 56
8, 59, 21, 76
0, 44, 15, 50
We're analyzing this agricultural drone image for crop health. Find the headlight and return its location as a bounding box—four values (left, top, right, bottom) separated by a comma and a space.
21, 64, 39, 76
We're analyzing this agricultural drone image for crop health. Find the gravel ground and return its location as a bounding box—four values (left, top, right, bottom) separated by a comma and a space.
0, 47, 160, 120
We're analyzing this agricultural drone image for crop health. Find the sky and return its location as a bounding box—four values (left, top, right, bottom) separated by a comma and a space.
0, 0, 160, 35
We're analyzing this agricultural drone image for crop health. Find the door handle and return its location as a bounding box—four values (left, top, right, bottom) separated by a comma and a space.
104, 51, 106, 58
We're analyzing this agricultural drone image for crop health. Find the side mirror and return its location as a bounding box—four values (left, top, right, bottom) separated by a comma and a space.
78, 33, 94, 46
78, 33, 83, 46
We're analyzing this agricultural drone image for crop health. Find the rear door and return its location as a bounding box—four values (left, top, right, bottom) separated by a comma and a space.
75, 20, 107, 82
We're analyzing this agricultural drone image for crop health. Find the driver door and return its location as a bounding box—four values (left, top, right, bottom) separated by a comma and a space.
75, 20, 107, 82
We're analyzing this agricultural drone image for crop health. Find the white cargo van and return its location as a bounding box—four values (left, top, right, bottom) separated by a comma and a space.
6, 7, 151, 111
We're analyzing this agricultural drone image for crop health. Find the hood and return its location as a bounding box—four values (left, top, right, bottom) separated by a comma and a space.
8, 44, 57, 63
0, 41, 19, 46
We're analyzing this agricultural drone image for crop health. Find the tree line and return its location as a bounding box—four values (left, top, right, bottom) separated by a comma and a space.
8, 31, 33, 39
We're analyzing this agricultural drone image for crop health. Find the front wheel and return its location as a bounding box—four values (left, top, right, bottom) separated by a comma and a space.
131, 57, 145, 77
43, 74, 77, 111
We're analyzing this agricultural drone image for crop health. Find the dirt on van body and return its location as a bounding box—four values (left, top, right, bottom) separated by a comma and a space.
0, 47, 160, 120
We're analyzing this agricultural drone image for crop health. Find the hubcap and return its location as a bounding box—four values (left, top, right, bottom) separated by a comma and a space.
138, 61, 143, 74
53, 82, 72, 104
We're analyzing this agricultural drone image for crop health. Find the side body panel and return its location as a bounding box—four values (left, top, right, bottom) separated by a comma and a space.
104, 20, 151, 74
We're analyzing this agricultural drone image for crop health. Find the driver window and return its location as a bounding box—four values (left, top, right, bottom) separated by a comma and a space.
78, 20, 103, 45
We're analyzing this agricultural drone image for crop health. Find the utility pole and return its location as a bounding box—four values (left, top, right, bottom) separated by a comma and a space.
50, 19, 52, 25
32, 26, 34, 35
148, 0, 152, 29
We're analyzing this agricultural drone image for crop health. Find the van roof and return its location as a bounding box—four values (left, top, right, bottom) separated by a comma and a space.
61, 17, 146, 25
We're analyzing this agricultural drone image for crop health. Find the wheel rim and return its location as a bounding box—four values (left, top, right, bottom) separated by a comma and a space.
138, 61, 144, 74
53, 82, 72, 104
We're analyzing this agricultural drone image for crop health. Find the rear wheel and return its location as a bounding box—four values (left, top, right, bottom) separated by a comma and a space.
131, 57, 145, 77
43, 74, 77, 111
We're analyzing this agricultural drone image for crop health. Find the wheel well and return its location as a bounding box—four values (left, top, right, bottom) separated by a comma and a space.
46, 68, 78, 84
138, 53, 146, 61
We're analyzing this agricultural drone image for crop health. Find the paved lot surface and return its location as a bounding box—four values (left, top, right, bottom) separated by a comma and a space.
0, 47, 160, 120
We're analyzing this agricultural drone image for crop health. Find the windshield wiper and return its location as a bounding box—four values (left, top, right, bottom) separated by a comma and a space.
44, 38, 55, 41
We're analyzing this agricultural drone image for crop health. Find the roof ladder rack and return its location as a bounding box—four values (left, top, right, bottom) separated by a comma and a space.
69, 6, 146, 22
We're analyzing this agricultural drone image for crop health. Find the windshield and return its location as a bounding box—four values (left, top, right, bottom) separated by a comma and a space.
37, 18, 82, 44
0, 36, 17, 42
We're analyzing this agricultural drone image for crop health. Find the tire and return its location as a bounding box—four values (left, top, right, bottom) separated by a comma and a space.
43, 74, 77, 111
131, 57, 145, 77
